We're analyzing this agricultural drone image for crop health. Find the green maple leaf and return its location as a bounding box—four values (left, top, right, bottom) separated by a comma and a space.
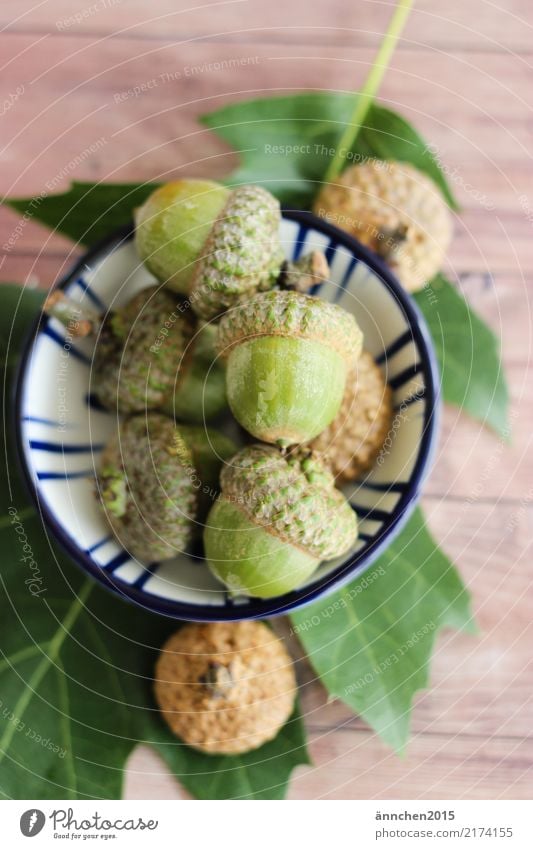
200, 94, 459, 209
291, 507, 476, 753
414, 274, 509, 438
5, 181, 159, 247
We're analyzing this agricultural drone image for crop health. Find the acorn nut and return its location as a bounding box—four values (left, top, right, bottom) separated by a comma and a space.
311, 350, 393, 482
314, 160, 452, 291
217, 289, 363, 446
92, 286, 227, 422
154, 621, 297, 754
204, 444, 358, 598
97, 413, 235, 562
135, 180, 284, 320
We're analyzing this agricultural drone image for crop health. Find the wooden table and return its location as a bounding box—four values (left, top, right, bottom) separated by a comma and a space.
1, 0, 531, 800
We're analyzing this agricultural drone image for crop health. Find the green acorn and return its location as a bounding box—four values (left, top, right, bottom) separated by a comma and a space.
92, 285, 227, 421
135, 180, 284, 320
98, 413, 236, 562
204, 444, 358, 598
217, 289, 363, 446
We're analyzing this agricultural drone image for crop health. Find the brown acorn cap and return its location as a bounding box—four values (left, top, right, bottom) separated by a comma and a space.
220, 444, 357, 561
311, 350, 393, 482
154, 622, 297, 755
189, 184, 284, 320
314, 160, 452, 291
217, 289, 363, 365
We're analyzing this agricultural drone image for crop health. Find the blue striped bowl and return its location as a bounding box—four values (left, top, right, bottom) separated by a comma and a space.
15, 210, 439, 620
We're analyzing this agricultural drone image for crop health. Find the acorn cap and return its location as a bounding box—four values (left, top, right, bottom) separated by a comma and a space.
190, 184, 284, 320
92, 286, 227, 421
93, 286, 195, 412
154, 621, 297, 755
98, 414, 196, 561
217, 289, 363, 365
311, 350, 393, 482
135, 180, 284, 320
314, 160, 452, 292
220, 444, 357, 560
97, 414, 234, 562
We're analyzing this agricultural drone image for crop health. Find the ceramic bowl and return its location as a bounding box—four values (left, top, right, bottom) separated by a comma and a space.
15, 210, 439, 620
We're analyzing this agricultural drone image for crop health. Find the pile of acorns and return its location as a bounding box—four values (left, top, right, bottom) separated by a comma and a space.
47, 165, 450, 754
47, 177, 400, 600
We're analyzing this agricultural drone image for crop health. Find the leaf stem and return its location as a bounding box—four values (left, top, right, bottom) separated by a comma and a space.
0, 643, 47, 675
323, 0, 415, 182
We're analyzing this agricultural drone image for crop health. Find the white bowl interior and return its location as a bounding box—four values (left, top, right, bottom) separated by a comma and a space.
18, 217, 431, 616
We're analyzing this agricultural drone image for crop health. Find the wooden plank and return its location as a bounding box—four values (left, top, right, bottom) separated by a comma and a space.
0, 39, 530, 187
0, 248, 81, 288
426, 360, 531, 502
1, 0, 532, 52
124, 729, 533, 800
288, 730, 533, 799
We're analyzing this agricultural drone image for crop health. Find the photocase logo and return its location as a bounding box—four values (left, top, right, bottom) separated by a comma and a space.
20, 809, 45, 837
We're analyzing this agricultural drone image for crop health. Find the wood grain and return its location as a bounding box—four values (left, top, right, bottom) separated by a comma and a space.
2, 0, 532, 52
1, 0, 531, 800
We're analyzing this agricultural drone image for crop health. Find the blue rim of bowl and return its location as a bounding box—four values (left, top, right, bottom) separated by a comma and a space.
14, 209, 440, 621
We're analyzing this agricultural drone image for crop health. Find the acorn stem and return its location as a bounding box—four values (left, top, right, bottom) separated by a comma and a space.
280, 250, 330, 293
324, 0, 415, 182
43, 291, 101, 338
199, 661, 234, 698
373, 223, 410, 262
